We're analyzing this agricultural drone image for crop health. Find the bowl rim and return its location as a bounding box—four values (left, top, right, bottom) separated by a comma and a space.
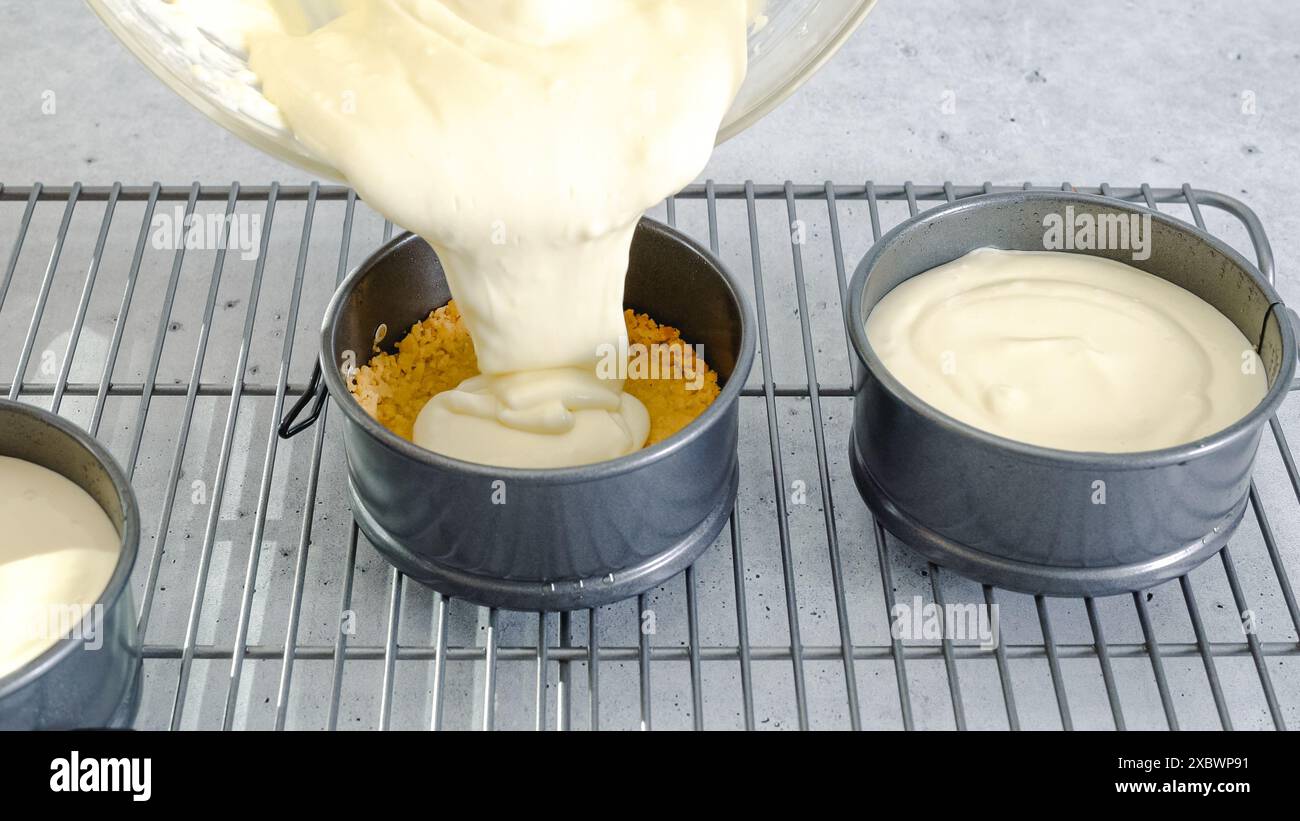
318, 217, 757, 481
716, 0, 879, 144
846, 189, 1297, 470
0, 399, 141, 698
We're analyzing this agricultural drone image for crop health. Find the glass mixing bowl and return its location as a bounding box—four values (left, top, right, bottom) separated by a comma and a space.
87, 0, 877, 180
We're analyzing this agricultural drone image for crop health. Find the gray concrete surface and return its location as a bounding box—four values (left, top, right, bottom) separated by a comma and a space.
1, 0, 1298, 730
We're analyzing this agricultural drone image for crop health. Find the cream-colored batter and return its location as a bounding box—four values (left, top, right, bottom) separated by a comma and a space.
191, 0, 752, 467
865, 248, 1268, 453
413, 368, 650, 469
0, 456, 120, 677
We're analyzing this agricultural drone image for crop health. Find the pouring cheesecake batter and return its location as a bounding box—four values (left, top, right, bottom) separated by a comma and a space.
219, 0, 753, 467
865, 248, 1269, 453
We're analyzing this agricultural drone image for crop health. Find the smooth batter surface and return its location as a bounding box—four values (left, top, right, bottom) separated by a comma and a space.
213, 0, 752, 467
865, 248, 1269, 453
0, 456, 120, 677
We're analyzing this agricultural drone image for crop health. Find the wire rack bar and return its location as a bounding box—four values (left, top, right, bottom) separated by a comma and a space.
0, 183, 1270, 206
929, 565, 967, 730
429, 593, 451, 731
665, 197, 706, 731
9, 184, 80, 403
683, 567, 704, 730
274, 189, 357, 731
89, 183, 160, 438
50, 184, 118, 414
325, 525, 359, 731
1084, 597, 1125, 731
377, 572, 403, 731
828, 180, 921, 728
2, 179, 1296, 731
222, 182, 318, 728
123, 183, 200, 480
985, 585, 1019, 730
1133, 591, 1178, 731
1250, 484, 1300, 637
0, 381, 852, 399
707, 182, 758, 732
1219, 547, 1286, 730
1035, 595, 1073, 731
586, 608, 599, 731
166, 184, 245, 729
1179, 575, 1232, 730
0, 185, 42, 315
482, 607, 500, 732
557, 610, 572, 731
131, 639, 1300, 663
743, 181, 810, 729
785, 182, 862, 729
860, 181, 915, 730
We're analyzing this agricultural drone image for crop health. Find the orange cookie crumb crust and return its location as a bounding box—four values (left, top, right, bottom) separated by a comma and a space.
347, 301, 720, 447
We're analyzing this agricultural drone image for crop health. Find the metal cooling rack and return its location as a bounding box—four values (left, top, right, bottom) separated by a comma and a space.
1, 180, 1297, 731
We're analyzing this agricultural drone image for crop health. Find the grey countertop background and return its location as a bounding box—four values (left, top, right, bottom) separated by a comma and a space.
3, 0, 1300, 730
5, 0, 1298, 302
